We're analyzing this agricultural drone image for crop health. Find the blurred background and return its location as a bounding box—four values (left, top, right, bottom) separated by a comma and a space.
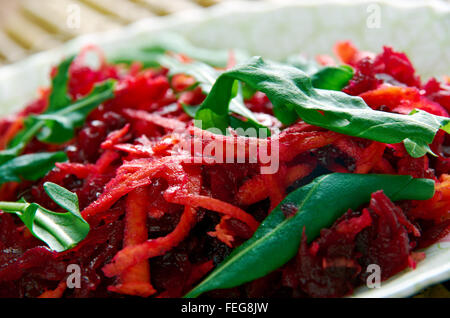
0, 0, 233, 66
0, 0, 448, 67
0, 0, 448, 298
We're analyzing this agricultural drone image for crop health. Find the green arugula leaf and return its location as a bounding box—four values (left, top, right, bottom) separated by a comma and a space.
9, 79, 116, 147
5, 55, 75, 150
0, 58, 114, 190
0, 152, 67, 185
48, 56, 75, 112
159, 55, 219, 93
181, 104, 200, 118
311, 65, 354, 91
285, 55, 354, 91
0, 182, 89, 252
196, 57, 450, 158
0, 144, 24, 166
37, 80, 116, 143
109, 33, 250, 68
110, 35, 269, 135
184, 173, 435, 298
403, 138, 436, 158
158, 55, 270, 136
285, 54, 320, 75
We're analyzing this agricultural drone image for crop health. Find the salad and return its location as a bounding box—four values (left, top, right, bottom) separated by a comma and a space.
0, 37, 449, 298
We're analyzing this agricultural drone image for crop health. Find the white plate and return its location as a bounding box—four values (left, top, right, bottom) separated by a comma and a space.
0, 0, 449, 298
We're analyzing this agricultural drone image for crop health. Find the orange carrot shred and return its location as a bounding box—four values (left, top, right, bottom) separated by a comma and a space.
38, 281, 67, 298
0, 117, 24, 150
108, 188, 156, 297
208, 216, 235, 247
355, 142, 386, 174
165, 193, 259, 232
102, 169, 202, 277
237, 163, 315, 206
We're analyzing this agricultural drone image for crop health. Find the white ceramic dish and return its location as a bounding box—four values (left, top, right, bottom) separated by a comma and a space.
0, 0, 448, 298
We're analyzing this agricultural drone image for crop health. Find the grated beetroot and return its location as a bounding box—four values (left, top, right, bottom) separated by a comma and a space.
373, 46, 421, 87
281, 191, 419, 297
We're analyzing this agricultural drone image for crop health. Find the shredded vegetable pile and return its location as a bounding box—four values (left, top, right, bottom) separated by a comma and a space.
0, 38, 449, 298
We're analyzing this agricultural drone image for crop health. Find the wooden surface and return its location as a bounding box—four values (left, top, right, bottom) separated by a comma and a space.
0, 0, 222, 65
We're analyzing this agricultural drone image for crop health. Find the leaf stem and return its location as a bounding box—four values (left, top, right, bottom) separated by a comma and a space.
0, 201, 29, 213
8, 121, 44, 152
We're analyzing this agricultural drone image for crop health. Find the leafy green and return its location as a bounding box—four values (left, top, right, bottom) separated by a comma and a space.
109, 33, 249, 68
0, 152, 67, 185
0, 57, 115, 188
48, 56, 75, 112
0, 182, 89, 252
159, 55, 219, 93
182, 104, 200, 118
311, 65, 354, 91
195, 57, 450, 158
0, 144, 24, 166
184, 173, 435, 298
158, 55, 270, 136
110, 36, 269, 135
9, 79, 116, 147
285, 54, 320, 75
285, 54, 354, 91
2, 56, 74, 154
